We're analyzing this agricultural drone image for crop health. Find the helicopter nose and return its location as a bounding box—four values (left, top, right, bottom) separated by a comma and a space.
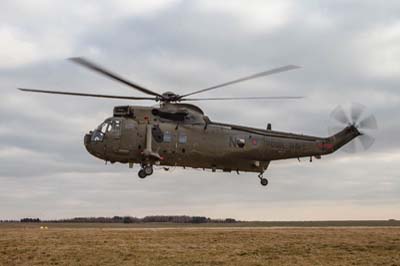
84, 131, 106, 160
84, 131, 96, 156
84, 132, 92, 147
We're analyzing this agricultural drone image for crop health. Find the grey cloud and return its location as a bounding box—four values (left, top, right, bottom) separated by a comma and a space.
1, 0, 400, 220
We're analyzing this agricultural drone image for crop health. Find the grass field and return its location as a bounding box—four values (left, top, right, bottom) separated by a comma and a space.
1, 224, 400, 265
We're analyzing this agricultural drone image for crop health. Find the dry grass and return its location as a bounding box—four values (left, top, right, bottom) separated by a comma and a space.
1, 226, 400, 266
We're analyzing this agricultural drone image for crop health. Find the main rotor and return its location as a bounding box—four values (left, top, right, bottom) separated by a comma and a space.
19, 57, 303, 103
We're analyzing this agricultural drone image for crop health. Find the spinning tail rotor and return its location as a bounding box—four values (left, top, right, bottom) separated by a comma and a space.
328, 103, 378, 153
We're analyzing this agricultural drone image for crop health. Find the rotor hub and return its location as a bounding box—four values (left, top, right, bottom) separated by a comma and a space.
160, 91, 180, 102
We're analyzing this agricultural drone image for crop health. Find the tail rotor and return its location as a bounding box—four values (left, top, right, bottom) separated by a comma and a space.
328, 103, 378, 153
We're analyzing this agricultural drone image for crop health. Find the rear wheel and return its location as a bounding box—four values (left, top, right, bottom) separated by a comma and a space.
260, 178, 268, 186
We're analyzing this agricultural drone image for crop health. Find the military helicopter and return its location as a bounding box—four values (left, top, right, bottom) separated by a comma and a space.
19, 58, 378, 186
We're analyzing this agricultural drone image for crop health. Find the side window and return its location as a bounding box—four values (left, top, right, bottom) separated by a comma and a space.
236, 138, 245, 148
107, 123, 112, 132
114, 120, 121, 131
178, 133, 187, 144
163, 131, 172, 143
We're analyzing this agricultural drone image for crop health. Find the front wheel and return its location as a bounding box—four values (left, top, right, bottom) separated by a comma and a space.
138, 169, 147, 179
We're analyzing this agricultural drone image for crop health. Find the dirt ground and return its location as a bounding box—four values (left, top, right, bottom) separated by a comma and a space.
0, 226, 399, 266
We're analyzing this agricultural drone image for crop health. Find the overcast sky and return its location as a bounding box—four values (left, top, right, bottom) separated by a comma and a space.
1, 0, 399, 220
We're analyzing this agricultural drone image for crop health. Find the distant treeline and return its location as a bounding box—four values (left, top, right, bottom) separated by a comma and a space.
20, 218, 41, 223
2, 218, 400, 227
7, 216, 238, 224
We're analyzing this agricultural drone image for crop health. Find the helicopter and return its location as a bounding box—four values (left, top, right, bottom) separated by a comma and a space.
18, 58, 378, 186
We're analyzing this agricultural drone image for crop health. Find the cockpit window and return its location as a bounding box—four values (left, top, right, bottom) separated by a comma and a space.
92, 119, 122, 142
100, 123, 108, 133
91, 122, 108, 142
91, 131, 104, 142
107, 120, 121, 133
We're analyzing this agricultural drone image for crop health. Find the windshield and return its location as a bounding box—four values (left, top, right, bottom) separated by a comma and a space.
91, 119, 122, 142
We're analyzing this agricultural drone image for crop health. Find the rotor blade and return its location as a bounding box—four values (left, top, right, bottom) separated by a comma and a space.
331, 105, 350, 125
180, 96, 304, 101
350, 103, 365, 124
358, 134, 375, 150
358, 114, 378, 130
179, 65, 301, 98
69, 57, 163, 98
18, 88, 157, 101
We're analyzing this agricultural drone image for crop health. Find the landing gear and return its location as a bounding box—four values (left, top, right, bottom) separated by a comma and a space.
143, 165, 153, 176
260, 178, 268, 186
138, 164, 153, 179
138, 169, 147, 179
258, 173, 268, 187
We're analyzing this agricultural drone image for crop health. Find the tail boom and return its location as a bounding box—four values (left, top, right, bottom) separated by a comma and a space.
264, 125, 361, 161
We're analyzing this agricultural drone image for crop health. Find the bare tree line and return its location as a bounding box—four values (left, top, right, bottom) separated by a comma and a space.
2, 216, 238, 224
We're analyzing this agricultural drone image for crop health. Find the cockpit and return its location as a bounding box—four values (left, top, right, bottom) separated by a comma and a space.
91, 118, 122, 142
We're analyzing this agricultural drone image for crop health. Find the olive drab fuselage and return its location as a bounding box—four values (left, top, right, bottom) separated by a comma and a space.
84, 103, 360, 173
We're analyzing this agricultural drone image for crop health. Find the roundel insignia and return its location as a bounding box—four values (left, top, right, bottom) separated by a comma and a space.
252, 139, 257, 145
